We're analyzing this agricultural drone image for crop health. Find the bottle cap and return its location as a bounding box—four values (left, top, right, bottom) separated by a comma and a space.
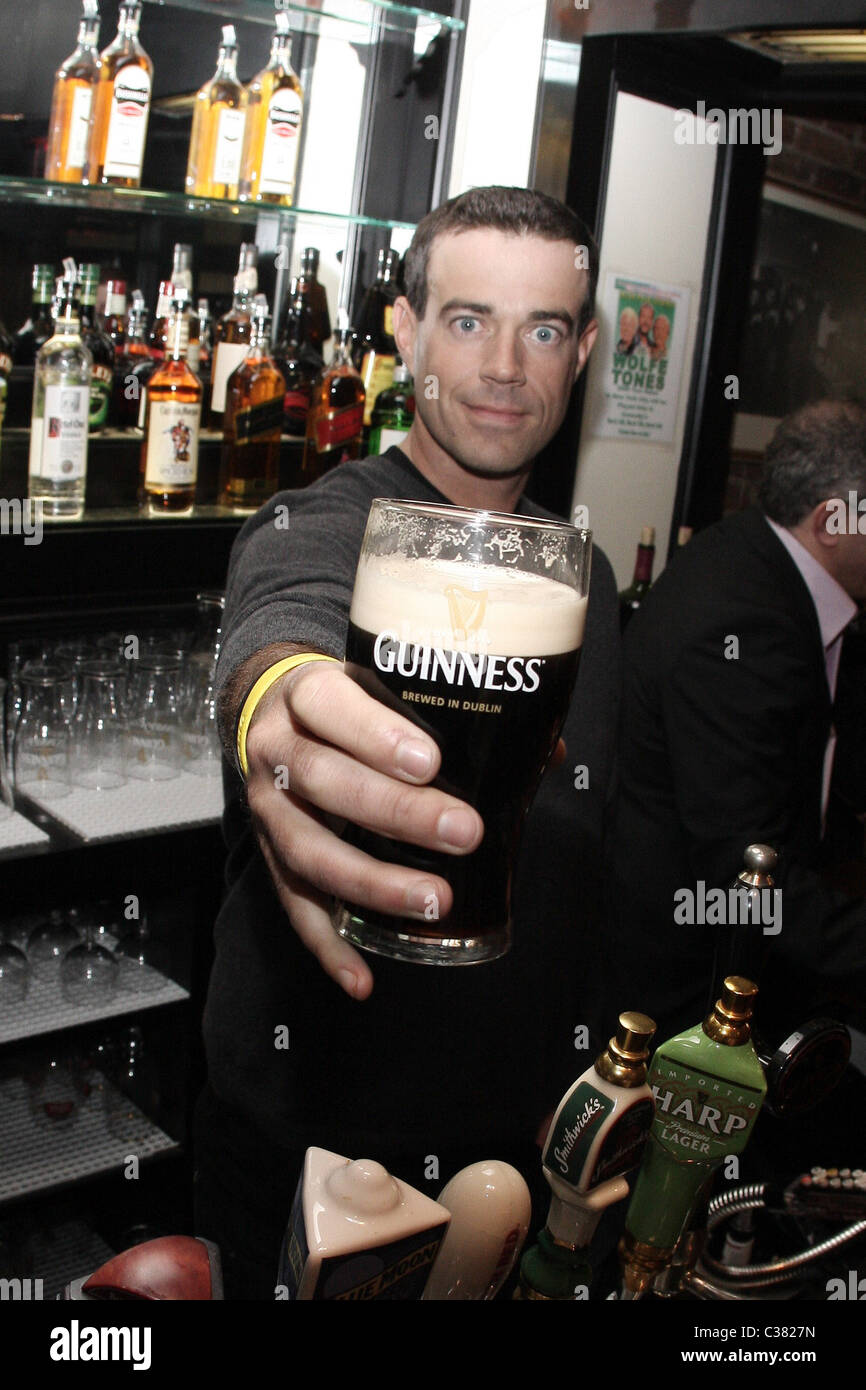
220, 24, 237, 48
83, 0, 99, 19
639, 525, 655, 546
302, 247, 320, 273
173, 244, 193, 273
170, 287, 190, 310
275, 10, 290, 36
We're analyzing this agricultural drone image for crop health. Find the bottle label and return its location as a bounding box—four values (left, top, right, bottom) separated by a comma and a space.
210, 342, 249, 413
361, 352, 395, 426
212, 107, 245, 185
369, 424, 410, 455
144, 400, 200, 487
67, 85, 94, 170
32, 384, 89, 480
283, 384, 311, 437
259, 90, 302, 195
187, 339, 201, 374
104, 65, 151, 179
105, 289, 127, 318
313, 400, 363, 454
89, 363, 113, 428
137, 383, 148, 429
384, 305, 394, 337
233, 394, 284, 444
542, 1083, 615, 1186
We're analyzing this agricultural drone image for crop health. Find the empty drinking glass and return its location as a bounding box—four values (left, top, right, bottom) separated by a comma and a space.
61, 916, 119, 1005
70, 661, 127, 791
0, 679, 14, 818
27, 908, 82, 977
125, 656, 182, 781
13, 663, 71, 801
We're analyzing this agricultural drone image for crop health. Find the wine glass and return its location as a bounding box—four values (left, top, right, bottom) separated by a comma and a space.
27, 908, 82, 977
0, 933, 29, 1004
115, 914, 166, 994
61, 917, 119, 1005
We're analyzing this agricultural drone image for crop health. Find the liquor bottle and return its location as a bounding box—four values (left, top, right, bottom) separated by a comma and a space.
101, 277, 128, 357
219, 296, 285, 513
112, 290, 150, 428
186, 25, 246, 201
0, 320, 13, 438
29, 259, 92, 518
517, 1012, 656, 1300
295, 247, 330, 355
87, 0, 153, 189
618, 525, 655, 631
274, 284, 321, 440
45, 0, 101, 184
239, 11, 303, 207
140, 289, 201, 514
209, 242, 258, 426
354, 248, 399, 427
13, 265, 57, 367
368, 358, 414, 455
196, 298, 212, 386
302, 323, 365, 483
147, 279, 174, 361
169, 245, 201, 375
619, 977, 768, 1299
78, 263, 116, 432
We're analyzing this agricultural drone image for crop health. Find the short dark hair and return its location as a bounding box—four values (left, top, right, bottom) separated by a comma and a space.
758, 399, 866, 526
403, 185, 599, 336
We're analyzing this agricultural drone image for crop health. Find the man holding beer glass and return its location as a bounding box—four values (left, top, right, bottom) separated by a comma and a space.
196, 188, 620, 1297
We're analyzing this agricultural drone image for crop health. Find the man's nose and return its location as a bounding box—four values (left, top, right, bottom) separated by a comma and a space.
480, 331, 526, 385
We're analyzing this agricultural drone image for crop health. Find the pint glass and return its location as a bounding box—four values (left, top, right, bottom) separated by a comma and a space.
333, 499, 591, 965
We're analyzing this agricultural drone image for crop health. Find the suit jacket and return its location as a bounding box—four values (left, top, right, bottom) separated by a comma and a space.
608, 506, 865, 1040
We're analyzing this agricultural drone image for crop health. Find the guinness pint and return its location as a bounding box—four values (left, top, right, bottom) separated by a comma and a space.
333, 499, 591, 964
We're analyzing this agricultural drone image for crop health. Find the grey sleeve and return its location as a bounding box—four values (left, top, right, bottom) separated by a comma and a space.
215, 478, 375, 699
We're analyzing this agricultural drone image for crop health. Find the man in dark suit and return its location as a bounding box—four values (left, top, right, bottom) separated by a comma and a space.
609, 399, 866, 1046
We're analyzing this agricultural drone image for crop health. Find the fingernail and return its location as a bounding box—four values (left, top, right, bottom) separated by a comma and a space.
437, 807, 479, 848
395, 738, 434, 779
338, 969, 358, 996
405, 880, 441, 915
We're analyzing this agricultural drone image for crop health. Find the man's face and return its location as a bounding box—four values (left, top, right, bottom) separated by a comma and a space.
833, 529, 866, 603
653, 316, 670, 350
619, 309, 636, 343
639, 303, 654, 336
394, 229, 597, 480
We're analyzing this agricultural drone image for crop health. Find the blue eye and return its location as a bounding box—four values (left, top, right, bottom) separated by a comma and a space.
456, 317, 479, 332
531, 325, 558, 344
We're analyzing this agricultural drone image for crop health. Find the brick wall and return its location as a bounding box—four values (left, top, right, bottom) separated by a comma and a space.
774, 114, 866, 214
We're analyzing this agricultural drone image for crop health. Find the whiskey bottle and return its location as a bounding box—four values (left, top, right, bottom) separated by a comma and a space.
209, 242, 258, 425
13, 265, 57, 367
219, 296, 285, 513
78, 263, 116, 432
239, 11, 303, 207
45, 0, 101, 184
101, 277, 128, 358
354, 248, 399, 427
295, 247, 330, 355
87, 0, 153, 188
302, 324, 365, 483
29, 260, 92, 518
140, 289, 201, 515
186, 24, 246, 201
618, 525, 655, 631
169, 245, 201, 375
368, 358, 414, 455
112, 290, 151, 428
196, 298, 212, 385
148, 279, 174, 361
275, 284, 322, 439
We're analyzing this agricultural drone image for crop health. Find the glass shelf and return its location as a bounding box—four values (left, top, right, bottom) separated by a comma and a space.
0, 176, 417, 231
142, 0, 464, 37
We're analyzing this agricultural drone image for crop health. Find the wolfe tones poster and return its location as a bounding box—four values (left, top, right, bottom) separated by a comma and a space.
592, 274, 691, 443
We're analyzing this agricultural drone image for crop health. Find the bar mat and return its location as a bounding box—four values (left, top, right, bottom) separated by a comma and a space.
0, 963, 189, 1046
0, 811, 50, 851
26, 771, 223, 842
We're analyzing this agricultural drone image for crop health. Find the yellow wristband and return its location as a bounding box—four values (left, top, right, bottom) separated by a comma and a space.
236, 653, 340, 779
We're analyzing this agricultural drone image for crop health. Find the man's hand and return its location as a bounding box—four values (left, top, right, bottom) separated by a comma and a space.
243, 659, 484, 1000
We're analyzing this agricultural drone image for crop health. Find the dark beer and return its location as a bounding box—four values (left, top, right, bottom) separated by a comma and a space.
336, 549, 586, 962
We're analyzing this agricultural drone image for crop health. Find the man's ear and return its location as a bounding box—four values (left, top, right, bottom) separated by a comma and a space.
392, 296, 417, 375
575, 318, 598, 380
813, 498, 843, 550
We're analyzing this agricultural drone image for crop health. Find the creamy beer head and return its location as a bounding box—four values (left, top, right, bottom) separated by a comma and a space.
350, 553, 587, 658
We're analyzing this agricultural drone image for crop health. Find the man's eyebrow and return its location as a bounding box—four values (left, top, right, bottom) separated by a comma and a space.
438, 300, 576, 332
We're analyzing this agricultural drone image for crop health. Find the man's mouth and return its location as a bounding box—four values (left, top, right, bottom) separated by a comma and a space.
463, 402, 528, 425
